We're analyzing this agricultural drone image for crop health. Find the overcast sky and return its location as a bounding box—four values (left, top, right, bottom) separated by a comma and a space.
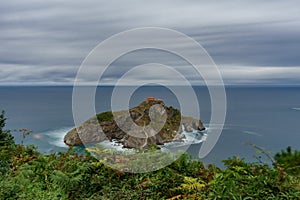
1, 0, 300, 85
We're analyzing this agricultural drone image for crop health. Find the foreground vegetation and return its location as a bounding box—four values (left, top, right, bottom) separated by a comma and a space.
1, 111, 300, 199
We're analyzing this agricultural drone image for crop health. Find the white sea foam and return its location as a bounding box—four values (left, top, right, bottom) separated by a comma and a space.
292, 107, 300, 111
243, 130, 262, 136
95, 125, 207, 153
97, 139, 133, 152
45, 124, 207, 152
43, 127, 73, 148
160, 125, 207, 153
183, 130, 207, 144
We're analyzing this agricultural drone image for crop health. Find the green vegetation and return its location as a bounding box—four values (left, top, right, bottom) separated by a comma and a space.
96, 111, 113, 123
85, 144, 180, 173
275, 146, 300, 176
0, 111, 14, 146
1, 111, 300, 199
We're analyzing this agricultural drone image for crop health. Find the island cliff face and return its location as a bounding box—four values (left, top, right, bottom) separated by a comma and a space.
64, 100, 205, 149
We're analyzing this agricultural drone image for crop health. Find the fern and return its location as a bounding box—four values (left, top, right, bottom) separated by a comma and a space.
181, 177, 206, 192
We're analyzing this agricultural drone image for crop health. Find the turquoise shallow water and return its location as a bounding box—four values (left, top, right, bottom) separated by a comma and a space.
0, 86, 300, 166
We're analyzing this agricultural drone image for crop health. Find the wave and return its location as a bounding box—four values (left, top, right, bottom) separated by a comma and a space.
94, 125, 207, 152
43, 127, 73, 148
160, 126, 207, 152
183, 131, 207, 144
292, 107, 300, 111
243, 131, 262, 136
97, 140, 134, 152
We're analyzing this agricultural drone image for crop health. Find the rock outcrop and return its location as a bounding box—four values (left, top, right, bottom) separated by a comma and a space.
64, 100, 205, 149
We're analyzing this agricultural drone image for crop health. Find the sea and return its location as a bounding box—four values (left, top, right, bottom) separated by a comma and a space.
0, 86, 300, 167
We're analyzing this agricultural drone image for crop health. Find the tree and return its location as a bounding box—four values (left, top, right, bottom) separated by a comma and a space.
0, 111, 14, 146
274, 146, 300, 175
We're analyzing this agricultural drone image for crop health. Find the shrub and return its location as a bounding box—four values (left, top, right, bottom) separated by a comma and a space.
275, 146, 300, 176
0, 111, 14, 146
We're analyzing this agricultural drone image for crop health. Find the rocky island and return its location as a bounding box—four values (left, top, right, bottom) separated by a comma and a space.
64, 98, 205, 149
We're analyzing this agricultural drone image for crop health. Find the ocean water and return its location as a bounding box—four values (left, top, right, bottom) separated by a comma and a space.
0, 86, 300, 166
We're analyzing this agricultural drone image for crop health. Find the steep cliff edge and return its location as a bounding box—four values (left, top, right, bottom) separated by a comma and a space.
64, 100, 205, 149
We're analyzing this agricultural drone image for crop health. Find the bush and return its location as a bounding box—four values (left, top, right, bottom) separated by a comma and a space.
275, 146, 300, 176
0, 111, 300, 199
0, 111, 14, 146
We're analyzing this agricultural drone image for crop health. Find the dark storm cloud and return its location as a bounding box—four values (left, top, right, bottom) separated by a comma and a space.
0, 0, 300, 85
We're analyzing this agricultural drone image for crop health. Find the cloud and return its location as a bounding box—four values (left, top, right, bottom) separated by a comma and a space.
0, 0, 300, 85
219, 65, 300, 85
0, 64, 76, 85
1, 63, 299, 86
